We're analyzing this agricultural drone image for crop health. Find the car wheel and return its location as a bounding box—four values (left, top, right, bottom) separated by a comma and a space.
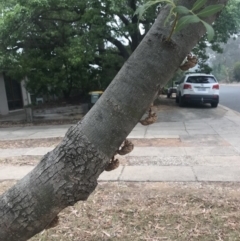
175, 96, 179, 103
211, 102, 218, 108
179, 94, 185, 107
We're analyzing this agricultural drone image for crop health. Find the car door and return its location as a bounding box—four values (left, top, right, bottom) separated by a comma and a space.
176, 76, 185, 96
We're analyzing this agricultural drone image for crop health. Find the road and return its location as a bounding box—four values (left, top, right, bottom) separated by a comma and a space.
220, 85, 240, 113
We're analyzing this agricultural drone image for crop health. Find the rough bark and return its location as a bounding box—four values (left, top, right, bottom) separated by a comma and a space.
0, 1, 228, 240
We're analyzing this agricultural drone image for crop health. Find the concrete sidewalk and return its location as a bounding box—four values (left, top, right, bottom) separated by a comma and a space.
1, 164, 240, 182
0, 104, 240, 182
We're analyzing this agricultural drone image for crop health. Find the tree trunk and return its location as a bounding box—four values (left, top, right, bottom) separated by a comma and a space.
0, 1, 228, 240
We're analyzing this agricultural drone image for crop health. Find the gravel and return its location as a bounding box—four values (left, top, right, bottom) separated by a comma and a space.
126, 156, 201, 166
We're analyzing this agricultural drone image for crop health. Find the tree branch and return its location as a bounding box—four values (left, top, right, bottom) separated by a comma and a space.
0, 1, 229, 240
106, 36, 130, 60
117, 14, 130, 26
39, 16, 82, 23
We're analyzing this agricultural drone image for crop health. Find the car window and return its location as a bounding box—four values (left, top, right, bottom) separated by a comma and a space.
178, 76, 185, 84
186, 76, 216, 83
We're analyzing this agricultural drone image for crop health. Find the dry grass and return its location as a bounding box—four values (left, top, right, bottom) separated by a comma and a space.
0, 156, 41, 166
1, 181, 240, 241
0, 138, 62, 149
0, 137, 230, 149
0, 138, 182, 149
0, 119, 79, 128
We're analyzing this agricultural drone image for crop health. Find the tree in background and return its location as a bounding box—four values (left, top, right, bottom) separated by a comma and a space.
0, 0, 156, 100
1, 0, 239, 99
211, 35, 240, 81
233, 62, 240, 82
0, 0, 98, 99
192, 0, 240, 73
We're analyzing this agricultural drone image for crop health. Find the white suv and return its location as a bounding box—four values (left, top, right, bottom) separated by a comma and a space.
175, 73, 219, 108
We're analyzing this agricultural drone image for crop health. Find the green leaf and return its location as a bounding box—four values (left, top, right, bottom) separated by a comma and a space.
175, 15, 201, 32
192, 0, 207, 12
197, 4, 224, 18
201, 20, 215, 41
164, 5, 175, 26
174, 6, 190, 15
134, 5, 145, 20
134, 1, 161, 20
134, 0, 176, 19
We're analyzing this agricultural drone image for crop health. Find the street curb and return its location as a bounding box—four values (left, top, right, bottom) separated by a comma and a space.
219, 104, 240, 116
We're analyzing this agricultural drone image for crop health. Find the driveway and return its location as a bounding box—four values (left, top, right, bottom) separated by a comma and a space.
154, 96, 227, 122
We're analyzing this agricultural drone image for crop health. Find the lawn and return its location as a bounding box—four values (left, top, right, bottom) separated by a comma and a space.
1, 181, 240, 241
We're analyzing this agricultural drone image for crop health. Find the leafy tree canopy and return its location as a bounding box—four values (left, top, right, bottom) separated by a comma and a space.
192, 0, 240, 73
0, 0, 239, 98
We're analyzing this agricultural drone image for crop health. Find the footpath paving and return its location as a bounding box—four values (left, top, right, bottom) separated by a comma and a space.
0, 104, 240, 182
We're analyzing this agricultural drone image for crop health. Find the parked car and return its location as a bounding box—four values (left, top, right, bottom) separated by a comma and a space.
167, 86, 177, 98
175, 73, 219, 108
167, 81, 179, 98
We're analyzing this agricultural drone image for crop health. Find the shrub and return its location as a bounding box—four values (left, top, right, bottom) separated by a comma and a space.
233, 62, 240, 82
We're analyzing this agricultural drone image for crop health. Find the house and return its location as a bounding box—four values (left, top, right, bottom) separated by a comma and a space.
0, 73, 31, 115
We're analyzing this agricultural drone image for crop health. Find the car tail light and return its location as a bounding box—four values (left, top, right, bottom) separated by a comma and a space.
212, 84, 219, 89
183, 84, 192, 89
